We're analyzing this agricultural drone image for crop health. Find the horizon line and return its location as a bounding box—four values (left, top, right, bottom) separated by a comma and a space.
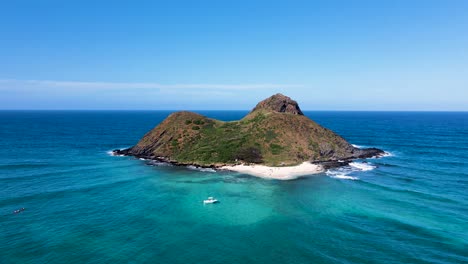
1, 109, 467, 112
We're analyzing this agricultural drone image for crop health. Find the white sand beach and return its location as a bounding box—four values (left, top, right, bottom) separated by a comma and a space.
221, 162, 324, 180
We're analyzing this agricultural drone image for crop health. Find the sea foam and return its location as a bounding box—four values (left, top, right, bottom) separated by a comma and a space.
382, 151, 394, 157
327, 161, 376, 180
147, 160, 173, 167
107, 150, 124, 156
187, 165, 217, 173
326, 168, 359, 180
349, 162, 376, 171
368, 151, 394, 159
107, 147, 130, 156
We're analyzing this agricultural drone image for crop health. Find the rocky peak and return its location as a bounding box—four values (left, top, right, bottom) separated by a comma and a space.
250, 93, 304, 115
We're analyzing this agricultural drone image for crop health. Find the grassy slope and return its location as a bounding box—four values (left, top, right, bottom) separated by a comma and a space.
130, 110, 355, 166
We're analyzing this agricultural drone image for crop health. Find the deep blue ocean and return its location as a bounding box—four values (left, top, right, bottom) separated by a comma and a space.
1, 111, 467, 264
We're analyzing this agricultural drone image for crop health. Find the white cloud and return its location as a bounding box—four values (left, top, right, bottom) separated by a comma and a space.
0, 79, 303, 90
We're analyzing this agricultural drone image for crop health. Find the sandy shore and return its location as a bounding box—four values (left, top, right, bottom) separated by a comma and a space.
221, 162, 324, 180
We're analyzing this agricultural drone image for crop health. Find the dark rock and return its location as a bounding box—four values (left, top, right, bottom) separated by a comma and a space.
112, 149, 130, 156
352, 147, 385, 159
251, 93, 304, 115
314, 160, 350, 169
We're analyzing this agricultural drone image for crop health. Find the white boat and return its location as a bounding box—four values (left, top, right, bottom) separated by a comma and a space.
203, 197, 218, 204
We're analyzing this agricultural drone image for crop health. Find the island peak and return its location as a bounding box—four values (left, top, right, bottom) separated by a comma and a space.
250, 93, 304, 115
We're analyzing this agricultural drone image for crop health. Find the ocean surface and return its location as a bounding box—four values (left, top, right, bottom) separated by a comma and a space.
0, 111, 467, 264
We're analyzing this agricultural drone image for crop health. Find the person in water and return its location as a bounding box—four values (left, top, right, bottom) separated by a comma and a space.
13, 208, 25, 214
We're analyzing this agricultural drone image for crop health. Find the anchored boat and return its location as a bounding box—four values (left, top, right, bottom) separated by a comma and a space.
203, 197, 218, 204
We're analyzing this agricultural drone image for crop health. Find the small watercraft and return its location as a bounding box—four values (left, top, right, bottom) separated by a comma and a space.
13, 208, 25, 214
203, 197, 218, 204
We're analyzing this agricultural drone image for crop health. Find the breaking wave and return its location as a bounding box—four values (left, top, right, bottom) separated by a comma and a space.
382, 151, 394, 157
147, 160, 173, 167
327, 161, 377, 180
349, 162, 376, 171
352, 144, 394, 158
187, 165, 217, 173
107, 150, 124, 157
107, 147, 130, 156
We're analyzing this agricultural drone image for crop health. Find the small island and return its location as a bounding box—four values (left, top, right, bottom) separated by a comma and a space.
114, 94, 384, 179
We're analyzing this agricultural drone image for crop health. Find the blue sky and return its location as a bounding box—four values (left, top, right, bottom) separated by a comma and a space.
1, 0, 467, 110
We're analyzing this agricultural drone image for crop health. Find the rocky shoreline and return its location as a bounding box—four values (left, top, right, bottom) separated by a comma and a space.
112, 146, 385, 171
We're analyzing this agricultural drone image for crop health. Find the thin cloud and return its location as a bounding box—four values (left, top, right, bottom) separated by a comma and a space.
0, 79, 303, 90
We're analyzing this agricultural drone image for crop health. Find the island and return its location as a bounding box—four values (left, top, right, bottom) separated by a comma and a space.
114, 94, 384, 179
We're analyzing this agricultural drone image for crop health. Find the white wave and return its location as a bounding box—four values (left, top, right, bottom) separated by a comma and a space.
351, 144, 393, 159
326, 169, 359, 180
332, 174, 359, 180
382, 151, 394, 157
349, 162, 376, 171
187, 165, 217, 173
107, 147, 131, 156
367, 151, 394, 159
139, 158, 146, 161
147, 160, 173, 167
107, 150, 124, 156
326, 161, 376, 180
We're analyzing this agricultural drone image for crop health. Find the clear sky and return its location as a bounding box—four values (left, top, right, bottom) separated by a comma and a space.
1, 0, 467, 110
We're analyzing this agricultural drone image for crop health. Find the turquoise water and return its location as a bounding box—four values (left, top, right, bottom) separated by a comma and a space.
1, 111, 467, 264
